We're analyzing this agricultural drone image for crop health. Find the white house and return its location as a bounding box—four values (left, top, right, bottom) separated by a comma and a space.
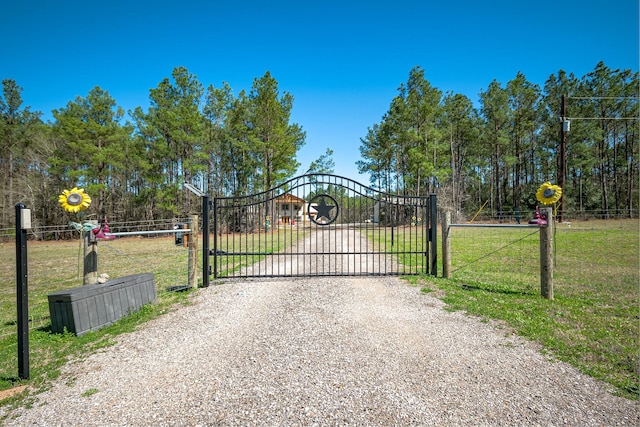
274, 193, 307, 225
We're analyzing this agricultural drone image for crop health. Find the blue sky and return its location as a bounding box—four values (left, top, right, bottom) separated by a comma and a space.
3, 0, 638, 184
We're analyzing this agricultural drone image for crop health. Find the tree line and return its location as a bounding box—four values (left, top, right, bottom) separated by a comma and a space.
0, 67, 306, 231
358, 62, 638, 220
1, 61, 637, 233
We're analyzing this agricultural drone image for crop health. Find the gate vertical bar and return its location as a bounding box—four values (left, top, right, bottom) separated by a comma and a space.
429, 194, 438, 276
212, 197, 218, 279
202, 194, 210, 287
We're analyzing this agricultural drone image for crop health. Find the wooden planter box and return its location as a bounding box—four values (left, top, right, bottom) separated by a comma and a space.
47, 273, 156, 336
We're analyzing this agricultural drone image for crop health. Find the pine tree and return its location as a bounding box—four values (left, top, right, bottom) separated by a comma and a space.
50, 86, 131, 220
0, 79, 42, 227
248, 71, 305, 191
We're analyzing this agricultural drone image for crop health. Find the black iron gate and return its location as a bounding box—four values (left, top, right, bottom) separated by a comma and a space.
207, 174, 436, 279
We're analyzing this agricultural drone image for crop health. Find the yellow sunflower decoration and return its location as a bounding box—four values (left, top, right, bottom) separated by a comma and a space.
536, 182, 562, 206
58, 187, 92, 213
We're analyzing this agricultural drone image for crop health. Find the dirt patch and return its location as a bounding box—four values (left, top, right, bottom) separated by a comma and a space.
0, 385, 28, 402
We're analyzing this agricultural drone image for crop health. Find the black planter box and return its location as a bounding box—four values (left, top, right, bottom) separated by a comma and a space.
48, 273, 156, 336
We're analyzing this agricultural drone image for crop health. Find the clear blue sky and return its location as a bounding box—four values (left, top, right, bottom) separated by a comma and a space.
3, 0, 638, 184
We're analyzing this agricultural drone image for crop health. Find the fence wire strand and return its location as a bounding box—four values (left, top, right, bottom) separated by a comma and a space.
451, 228, 539, 274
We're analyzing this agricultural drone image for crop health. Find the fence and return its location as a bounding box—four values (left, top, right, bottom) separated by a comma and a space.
442, 212, 545, 296
462, 208, 638, 224
440, 213, 638, 300
0, 217, 200, 382
0, 218, 193, 241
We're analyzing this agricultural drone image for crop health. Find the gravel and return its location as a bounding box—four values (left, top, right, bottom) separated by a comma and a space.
2, 276, 638, 426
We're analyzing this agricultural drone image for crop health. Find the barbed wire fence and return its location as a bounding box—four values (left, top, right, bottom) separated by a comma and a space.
441, 214, 638, 296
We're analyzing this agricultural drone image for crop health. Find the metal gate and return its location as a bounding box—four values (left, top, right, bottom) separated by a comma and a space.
208, 174, 436, 279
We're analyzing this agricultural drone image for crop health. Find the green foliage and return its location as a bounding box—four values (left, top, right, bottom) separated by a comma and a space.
0, 67, 309, 227
81, 388, 99, 397
248, 71, 306, 191
358, 63, 639, 220
0, 61, 637, 230
0, 79, 43, 227
308, 148, 335, 174
50, 86, 133, 217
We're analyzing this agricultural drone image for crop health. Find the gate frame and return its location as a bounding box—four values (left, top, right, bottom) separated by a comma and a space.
200, 174, 437, 284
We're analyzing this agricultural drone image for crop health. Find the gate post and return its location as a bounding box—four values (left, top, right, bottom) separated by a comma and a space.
202, 195, 210, 288
15, 203, 30, 380
540, 206, 554, 300
429, 194, 438, 276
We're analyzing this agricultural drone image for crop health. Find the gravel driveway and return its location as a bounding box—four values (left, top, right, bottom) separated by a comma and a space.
2, 229, 638, 425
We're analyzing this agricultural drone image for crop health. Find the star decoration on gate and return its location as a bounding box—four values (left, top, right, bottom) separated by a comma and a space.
309, 194, 339, 225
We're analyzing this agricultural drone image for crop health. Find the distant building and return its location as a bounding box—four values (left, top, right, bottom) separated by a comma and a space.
274, 193, 308, 225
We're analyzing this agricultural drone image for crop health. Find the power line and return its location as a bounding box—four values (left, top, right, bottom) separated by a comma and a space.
567, 116, 639, 120
566, 96, 638, 100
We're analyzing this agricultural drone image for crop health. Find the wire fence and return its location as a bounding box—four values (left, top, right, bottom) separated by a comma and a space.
1, 215, 637, 384
0, 220, 193, 345
446, 218, 639, 296
448, 224, 540, 293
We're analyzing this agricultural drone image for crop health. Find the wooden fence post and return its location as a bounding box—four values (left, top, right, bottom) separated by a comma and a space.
540, 207, 554, 300
83, 221, 98, 285
442, 211, 452, 279
188, 214, 198, 288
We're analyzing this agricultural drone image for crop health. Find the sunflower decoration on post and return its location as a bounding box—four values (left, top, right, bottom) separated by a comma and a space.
59, 187, 94, 234
529, 182, 562, 225
59, 187, 92, 215
536, 182, 563, 206
58, 187, 100, 284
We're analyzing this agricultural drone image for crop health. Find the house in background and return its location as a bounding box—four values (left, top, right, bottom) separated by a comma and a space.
274, 193, 307, 224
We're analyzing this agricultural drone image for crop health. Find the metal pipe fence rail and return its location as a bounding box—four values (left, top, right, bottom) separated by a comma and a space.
458, 208, 638, 224
0, 218, 192, 241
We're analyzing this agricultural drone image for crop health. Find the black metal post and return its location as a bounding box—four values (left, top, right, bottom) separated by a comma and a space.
15, 203, 29, 380
429, 194, 438, 276
202, 195, 210, 288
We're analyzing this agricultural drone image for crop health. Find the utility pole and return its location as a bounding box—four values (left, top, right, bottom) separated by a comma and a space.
559, 95, 567, 223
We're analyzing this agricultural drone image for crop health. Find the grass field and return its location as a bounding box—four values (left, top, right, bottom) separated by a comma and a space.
0, 219, 638, 409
